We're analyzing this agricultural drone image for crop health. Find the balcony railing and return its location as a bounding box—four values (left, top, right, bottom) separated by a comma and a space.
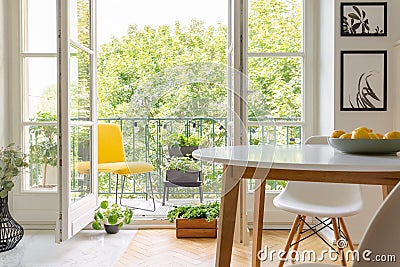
28, 117, 302, 198
96, 117, 301, 199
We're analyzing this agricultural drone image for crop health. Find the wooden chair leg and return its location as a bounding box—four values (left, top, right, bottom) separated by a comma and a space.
278, 215, 302, 267
332, 218, 347, 266
338, 217, 355, 251
291, 215, 306, 260
252, 179, 266, 267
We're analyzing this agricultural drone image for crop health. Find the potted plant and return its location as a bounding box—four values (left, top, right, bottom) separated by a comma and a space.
0, 143, 29, 252
0, 143, 29, 198
167, 202, 220, 238
163, 156, 202, 186
29, 112, 58, 188
167, 133, 201, 157
92, 200, 133, 234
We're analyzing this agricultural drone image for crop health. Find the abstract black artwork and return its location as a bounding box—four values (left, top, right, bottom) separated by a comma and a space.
341, 2, 387, 36
341, 51, 387, 111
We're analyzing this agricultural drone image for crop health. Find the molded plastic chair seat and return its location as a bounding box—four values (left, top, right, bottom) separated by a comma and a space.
294, 182, 400, 267
273, 182, 363, 217
77, 123, 156, 212
76, 160, 154, 175
273, 136, 363, 267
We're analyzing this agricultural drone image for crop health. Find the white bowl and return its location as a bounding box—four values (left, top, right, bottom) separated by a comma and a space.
328, 138, 400, 154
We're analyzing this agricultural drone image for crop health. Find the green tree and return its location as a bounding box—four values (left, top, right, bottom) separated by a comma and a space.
97, 20, 227, 118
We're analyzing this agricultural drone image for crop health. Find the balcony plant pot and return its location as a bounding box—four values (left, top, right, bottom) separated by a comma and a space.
165, 169, 201, 187
176, 218, 217, 238
168, 146, 198, 158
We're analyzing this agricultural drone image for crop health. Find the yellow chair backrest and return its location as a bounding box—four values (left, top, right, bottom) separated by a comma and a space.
98, 123, 126, 163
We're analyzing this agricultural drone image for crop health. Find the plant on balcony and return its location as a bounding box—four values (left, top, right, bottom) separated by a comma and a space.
163, 156, 202, 187
29, 112, 58, 188
163, 156, 201, 173
0, 143, 29, 198
166, 133, 201, 157
92, 200, 133, 234
167, 202, 220, 238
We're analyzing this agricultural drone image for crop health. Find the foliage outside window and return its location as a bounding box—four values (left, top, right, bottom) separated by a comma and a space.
22, 0, 304, 195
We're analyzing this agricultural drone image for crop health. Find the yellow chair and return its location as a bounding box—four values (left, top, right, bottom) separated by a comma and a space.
77, 123, 155, 211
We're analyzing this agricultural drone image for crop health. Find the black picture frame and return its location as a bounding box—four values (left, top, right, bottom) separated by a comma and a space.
341, 2, 387, 36
340, 51, 387, 111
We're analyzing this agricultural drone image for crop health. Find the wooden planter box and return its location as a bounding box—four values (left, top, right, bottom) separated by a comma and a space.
176, 218, 217, 238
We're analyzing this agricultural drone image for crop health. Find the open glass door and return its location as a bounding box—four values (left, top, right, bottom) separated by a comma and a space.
227, 0, 249, 244
56, 0, 98, 242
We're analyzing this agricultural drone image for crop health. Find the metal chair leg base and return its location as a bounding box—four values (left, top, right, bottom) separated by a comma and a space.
115, 174, 156, 212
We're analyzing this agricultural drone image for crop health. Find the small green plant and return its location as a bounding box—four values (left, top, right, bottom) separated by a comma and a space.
92, 200, 133, 230
163, 156, 201, 173
0, 144, 29, 198
167, 133, 201, 147
167, 201, 220, 223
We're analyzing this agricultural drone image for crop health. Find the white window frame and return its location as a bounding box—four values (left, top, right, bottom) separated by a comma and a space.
246, 0, 315, 142
20, 0, 58, 193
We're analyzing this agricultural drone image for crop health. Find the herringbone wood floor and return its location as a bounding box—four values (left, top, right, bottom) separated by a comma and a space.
116, 229, 356, 267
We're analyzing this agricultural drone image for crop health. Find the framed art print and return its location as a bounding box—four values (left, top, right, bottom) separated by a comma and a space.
341, 51, 387, 111
341, 2, 387, 36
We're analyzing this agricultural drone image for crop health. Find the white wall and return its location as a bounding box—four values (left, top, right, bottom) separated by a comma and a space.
334, 0, 400, 133
0, 0, 9, 145
316, 0, 335, 135
315, 0, 400, 243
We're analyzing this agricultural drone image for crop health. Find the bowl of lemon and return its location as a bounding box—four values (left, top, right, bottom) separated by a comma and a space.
328, 127, 400, 154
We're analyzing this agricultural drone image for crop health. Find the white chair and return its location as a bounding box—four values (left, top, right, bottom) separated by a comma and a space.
273, 136, 363, 267
295, 181, 400, 267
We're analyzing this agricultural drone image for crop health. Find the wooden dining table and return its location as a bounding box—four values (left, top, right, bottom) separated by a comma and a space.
192, 144, 400, 267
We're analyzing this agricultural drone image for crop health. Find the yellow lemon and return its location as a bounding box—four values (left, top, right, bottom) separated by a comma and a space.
352, 130, 370, 139
354, 126, 373, 133
339, 133, 352, 139
330, 130, 346, 138
368, 133, 378, 139
383, 131, 400, 139
376, 133, 384, 139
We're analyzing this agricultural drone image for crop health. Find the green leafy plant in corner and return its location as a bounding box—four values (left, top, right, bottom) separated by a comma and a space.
0, 144, 29, 198
92, 200, 133, 230
167, 201, 220, 223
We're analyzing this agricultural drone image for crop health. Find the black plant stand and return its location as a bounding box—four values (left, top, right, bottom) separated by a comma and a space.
0, 195, 24, 252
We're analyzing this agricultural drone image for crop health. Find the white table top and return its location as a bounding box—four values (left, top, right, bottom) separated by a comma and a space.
192, 144, 400, 172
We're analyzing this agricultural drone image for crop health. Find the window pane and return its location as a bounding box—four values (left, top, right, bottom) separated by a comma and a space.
70, 0, 91, 47
26, 125, 58, 190
248, 57, 302, 118
25, 0, 56, 52
70, 126, 92, 203
70, 45, 91, 120
248, 0, 303, 53
25, 57, 57, 120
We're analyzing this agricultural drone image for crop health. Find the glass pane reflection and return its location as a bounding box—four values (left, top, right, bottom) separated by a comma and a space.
70, 126, 92, 203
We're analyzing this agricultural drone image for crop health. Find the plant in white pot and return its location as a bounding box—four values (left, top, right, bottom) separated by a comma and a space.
29, 112, 58, 188
0, 143, 29, 252
92, 200, 133, 234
